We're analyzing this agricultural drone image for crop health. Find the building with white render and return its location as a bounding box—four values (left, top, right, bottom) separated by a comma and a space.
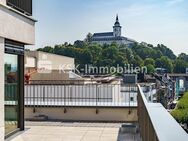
25, 51, 82, 81
91, 15, 136, 47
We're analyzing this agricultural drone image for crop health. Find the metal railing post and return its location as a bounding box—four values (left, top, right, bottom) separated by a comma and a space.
43, 86, 45, 102
33, 85, 36, 113
64, 85, 66, 107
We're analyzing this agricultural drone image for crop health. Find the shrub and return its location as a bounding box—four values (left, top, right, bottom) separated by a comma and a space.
176, 93, 188, 109
171, 92, 188, 123
171, 109, 188, 123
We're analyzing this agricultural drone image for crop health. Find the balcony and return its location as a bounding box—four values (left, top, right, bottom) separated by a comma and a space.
137, 85, 188, 141
5, 81, 188, 141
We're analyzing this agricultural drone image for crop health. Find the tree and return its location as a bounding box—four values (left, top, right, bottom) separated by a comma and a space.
174, 59, 188, 73
37, 46, 54, 53
146, 64, 155, 74
74, 40, 86, 48
144, 58, 155, 66
130, 55, 144, 67
102, 44, 120, 66
178, 53, 188, 62
36, 40, 181, 74
76, 48, 92, 65
155, 56, 173, 73
84, 33, 93, 44
87, 44, 102, 65
156, 44, 176, 60
119, 47, 134, 62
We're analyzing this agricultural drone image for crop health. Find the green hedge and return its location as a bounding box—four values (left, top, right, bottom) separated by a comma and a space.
171, 109, 188, 123
171, 92, 188, 123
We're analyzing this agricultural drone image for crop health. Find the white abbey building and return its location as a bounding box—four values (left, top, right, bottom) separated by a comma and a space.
91, 15, 136, 47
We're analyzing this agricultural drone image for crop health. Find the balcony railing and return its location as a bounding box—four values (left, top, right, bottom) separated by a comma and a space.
24, 83, 138, 108
137, 85, 188, 141
7, 0, 32, 16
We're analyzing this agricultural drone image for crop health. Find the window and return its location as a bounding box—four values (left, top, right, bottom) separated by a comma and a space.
4, 40, 24, 137
7, 0, 32, 16
4, 54, 18, 135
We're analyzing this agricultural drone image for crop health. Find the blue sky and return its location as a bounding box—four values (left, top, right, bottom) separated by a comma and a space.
31, 0, 188, 55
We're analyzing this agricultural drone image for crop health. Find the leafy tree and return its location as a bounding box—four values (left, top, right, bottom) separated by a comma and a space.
37, 46, 54, 53
178, 53, 188, 61
74, 40, 86, 48
84, 33, 93, 44
36, 41, 188, 74
174, 59, 188, 73
130, 55, 144, 67
119, 47, 134, 62
156, 44, 176, 60
87, 44, 102, 65
102, 44, 119, 66
78, 49, 92, 64
144, 58, 155, 66
146, 64, 155, 74
155, 56, 173, 73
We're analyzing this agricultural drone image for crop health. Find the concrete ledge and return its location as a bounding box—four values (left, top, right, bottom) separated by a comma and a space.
0, 4, 35, 44
25, 107, 138, 122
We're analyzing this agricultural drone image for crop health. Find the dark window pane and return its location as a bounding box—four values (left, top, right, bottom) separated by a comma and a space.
4, 54, 18, 135
7, 0, 32, 16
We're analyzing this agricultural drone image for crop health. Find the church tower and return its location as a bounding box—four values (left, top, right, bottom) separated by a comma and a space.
113, 15, 122, 37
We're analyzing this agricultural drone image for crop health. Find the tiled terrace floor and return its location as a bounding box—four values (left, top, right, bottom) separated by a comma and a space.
6, 122, 140, 141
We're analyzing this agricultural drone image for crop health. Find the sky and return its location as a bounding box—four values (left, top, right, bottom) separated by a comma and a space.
30, 0, 188, 55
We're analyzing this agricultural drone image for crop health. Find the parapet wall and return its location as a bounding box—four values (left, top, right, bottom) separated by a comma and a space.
25, 107, 138, 122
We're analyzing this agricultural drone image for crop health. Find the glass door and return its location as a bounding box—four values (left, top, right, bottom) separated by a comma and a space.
4, 53, 19, 135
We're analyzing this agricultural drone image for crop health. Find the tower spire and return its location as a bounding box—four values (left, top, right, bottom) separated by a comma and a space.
113, 14, 121, 37
116, 14, 119, 22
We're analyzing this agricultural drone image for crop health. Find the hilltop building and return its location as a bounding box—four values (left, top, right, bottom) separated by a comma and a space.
91, 15, 136, 47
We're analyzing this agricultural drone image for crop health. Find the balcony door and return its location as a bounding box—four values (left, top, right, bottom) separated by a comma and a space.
4, 54, 19, 135
4, 40, 25, 137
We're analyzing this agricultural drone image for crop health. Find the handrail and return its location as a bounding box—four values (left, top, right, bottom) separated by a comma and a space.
137, 84, 188, 141
24, 84, 138, 108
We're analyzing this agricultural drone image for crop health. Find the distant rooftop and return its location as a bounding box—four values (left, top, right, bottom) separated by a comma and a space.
93, 32, 114, 37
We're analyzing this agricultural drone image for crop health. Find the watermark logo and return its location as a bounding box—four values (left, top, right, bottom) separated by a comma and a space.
36, 56, 147, 74
38, 54, 52, 73
83, 64, 147, 74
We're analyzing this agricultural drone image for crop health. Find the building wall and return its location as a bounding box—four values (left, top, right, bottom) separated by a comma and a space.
25, 51, 76, 81
92, 40, 134, 46
0, 0, 6, 5
0, 37, 4, 141
25, 57, 36, 68
37, 51, 74, 70
0, 2, 35, 140
25, 107, 138, 122
0, 4, 35, 44
92, 40, 123, 45
25, 51, 75, 70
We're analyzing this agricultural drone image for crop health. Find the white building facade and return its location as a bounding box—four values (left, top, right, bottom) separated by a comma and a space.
0, 0, 35, 140
91, 15, 136, 47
